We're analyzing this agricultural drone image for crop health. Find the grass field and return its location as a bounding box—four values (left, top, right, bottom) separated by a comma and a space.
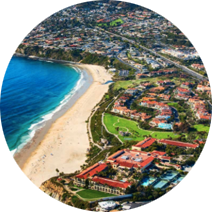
113, 76, 182, 91
77, 189, 116, 199
110, 18, 124, 26
167, 102, 179, 107
104, 113, 179, 142
194, 124, 210, 132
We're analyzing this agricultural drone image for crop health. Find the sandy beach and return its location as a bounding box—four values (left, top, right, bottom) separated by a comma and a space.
18, 64, 112, 187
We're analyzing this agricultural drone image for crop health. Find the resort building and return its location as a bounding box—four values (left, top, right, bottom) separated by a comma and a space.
132, 137, 157, 150
158, 139, 199, 149
133, 137, 199, 150
74, 162, 107, 187
107, 149, 155, 172
91, 176, 131, 195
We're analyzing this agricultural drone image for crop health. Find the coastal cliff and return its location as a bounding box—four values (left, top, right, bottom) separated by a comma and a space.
15, 45, 110, 66
40, 178, 72, 204
16, 45, 83, 62
39, 177, 93, 210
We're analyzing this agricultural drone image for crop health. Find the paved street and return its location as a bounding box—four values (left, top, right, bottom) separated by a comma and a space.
96, 26, 206, 80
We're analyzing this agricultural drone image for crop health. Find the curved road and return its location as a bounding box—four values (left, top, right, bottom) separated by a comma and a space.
95, 26, 206, 80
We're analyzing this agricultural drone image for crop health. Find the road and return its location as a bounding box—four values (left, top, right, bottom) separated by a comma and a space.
116, 54, 141, 74
96, 26, 206, 80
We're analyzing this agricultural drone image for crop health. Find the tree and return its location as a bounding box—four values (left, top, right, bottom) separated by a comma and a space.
137, 185, 143, 192
152, 190, 159, 199
84, 179, 89, 189
61, 180, 66, 185
56, 168, 59, 176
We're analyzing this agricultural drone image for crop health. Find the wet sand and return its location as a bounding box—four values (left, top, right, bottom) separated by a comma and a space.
14, 64, 112, 187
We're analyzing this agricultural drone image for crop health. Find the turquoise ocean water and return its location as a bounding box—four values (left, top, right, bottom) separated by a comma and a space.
0, 56, 83, 152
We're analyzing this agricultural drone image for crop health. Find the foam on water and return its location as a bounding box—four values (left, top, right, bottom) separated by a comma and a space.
1, 56, 86, 154
13, 67, 86, 155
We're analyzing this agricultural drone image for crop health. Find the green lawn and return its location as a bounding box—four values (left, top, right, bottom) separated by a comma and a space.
74, 185, 84, 189
77, 189, 116, 199
110, 18, 124, 26
104, 113, 179, 142
194, 124, 210, 133
167, 102, 179, 107
113, 76, 182, 91
113, 78, 157, 90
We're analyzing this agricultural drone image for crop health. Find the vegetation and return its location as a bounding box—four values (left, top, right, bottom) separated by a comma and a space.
81, 53, 109, 66
104, 113, 180, 142
71, 195, 90, 209
16, 45, 83, 62
77, 189, 116, 199
98, 164, 117, 178
110, 18, 124, 26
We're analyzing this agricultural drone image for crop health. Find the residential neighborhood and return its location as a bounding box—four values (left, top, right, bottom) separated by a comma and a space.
13, 1, 211, 211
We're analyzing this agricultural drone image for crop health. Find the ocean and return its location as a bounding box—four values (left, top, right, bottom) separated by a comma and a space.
0, 56, 84, 152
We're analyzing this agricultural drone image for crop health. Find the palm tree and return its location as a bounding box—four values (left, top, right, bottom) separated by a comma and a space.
56, 168, 59, 176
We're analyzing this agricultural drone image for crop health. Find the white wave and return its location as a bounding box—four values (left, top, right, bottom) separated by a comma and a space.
13, 67, 86, 153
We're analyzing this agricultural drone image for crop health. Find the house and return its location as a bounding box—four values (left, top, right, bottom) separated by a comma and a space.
197, 85, 211, 93
181, 82, 194, 89
125, 88, 138, 95
149, 86, 165, 93
175, 93, 190, 100
158, 94, 171, 100
191, 64, 204, 70
175, 87, 191, 95
139, 82, 151, 89
112, 106, 128, 115
147, 93, 157, 97
141, 97, 156, 101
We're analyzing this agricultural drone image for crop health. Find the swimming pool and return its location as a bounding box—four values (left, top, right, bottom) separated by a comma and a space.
154, 180, 169, 189
141, 177, 157, 187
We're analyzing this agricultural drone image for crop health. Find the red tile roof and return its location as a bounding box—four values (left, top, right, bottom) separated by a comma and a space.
151, 150, 166, 156
92, 176, 131, 189
176, 87, 190, 93
159, 139, 199, 149
76, 163, 107, 179
133, 137, 156, 149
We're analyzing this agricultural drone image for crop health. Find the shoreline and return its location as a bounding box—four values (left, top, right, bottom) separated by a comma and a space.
13, 57, 112, 187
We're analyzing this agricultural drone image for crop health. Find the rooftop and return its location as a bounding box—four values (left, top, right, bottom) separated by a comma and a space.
76, 162, 107, 179
93, 176, 131, 189
159, 139, 199, 149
